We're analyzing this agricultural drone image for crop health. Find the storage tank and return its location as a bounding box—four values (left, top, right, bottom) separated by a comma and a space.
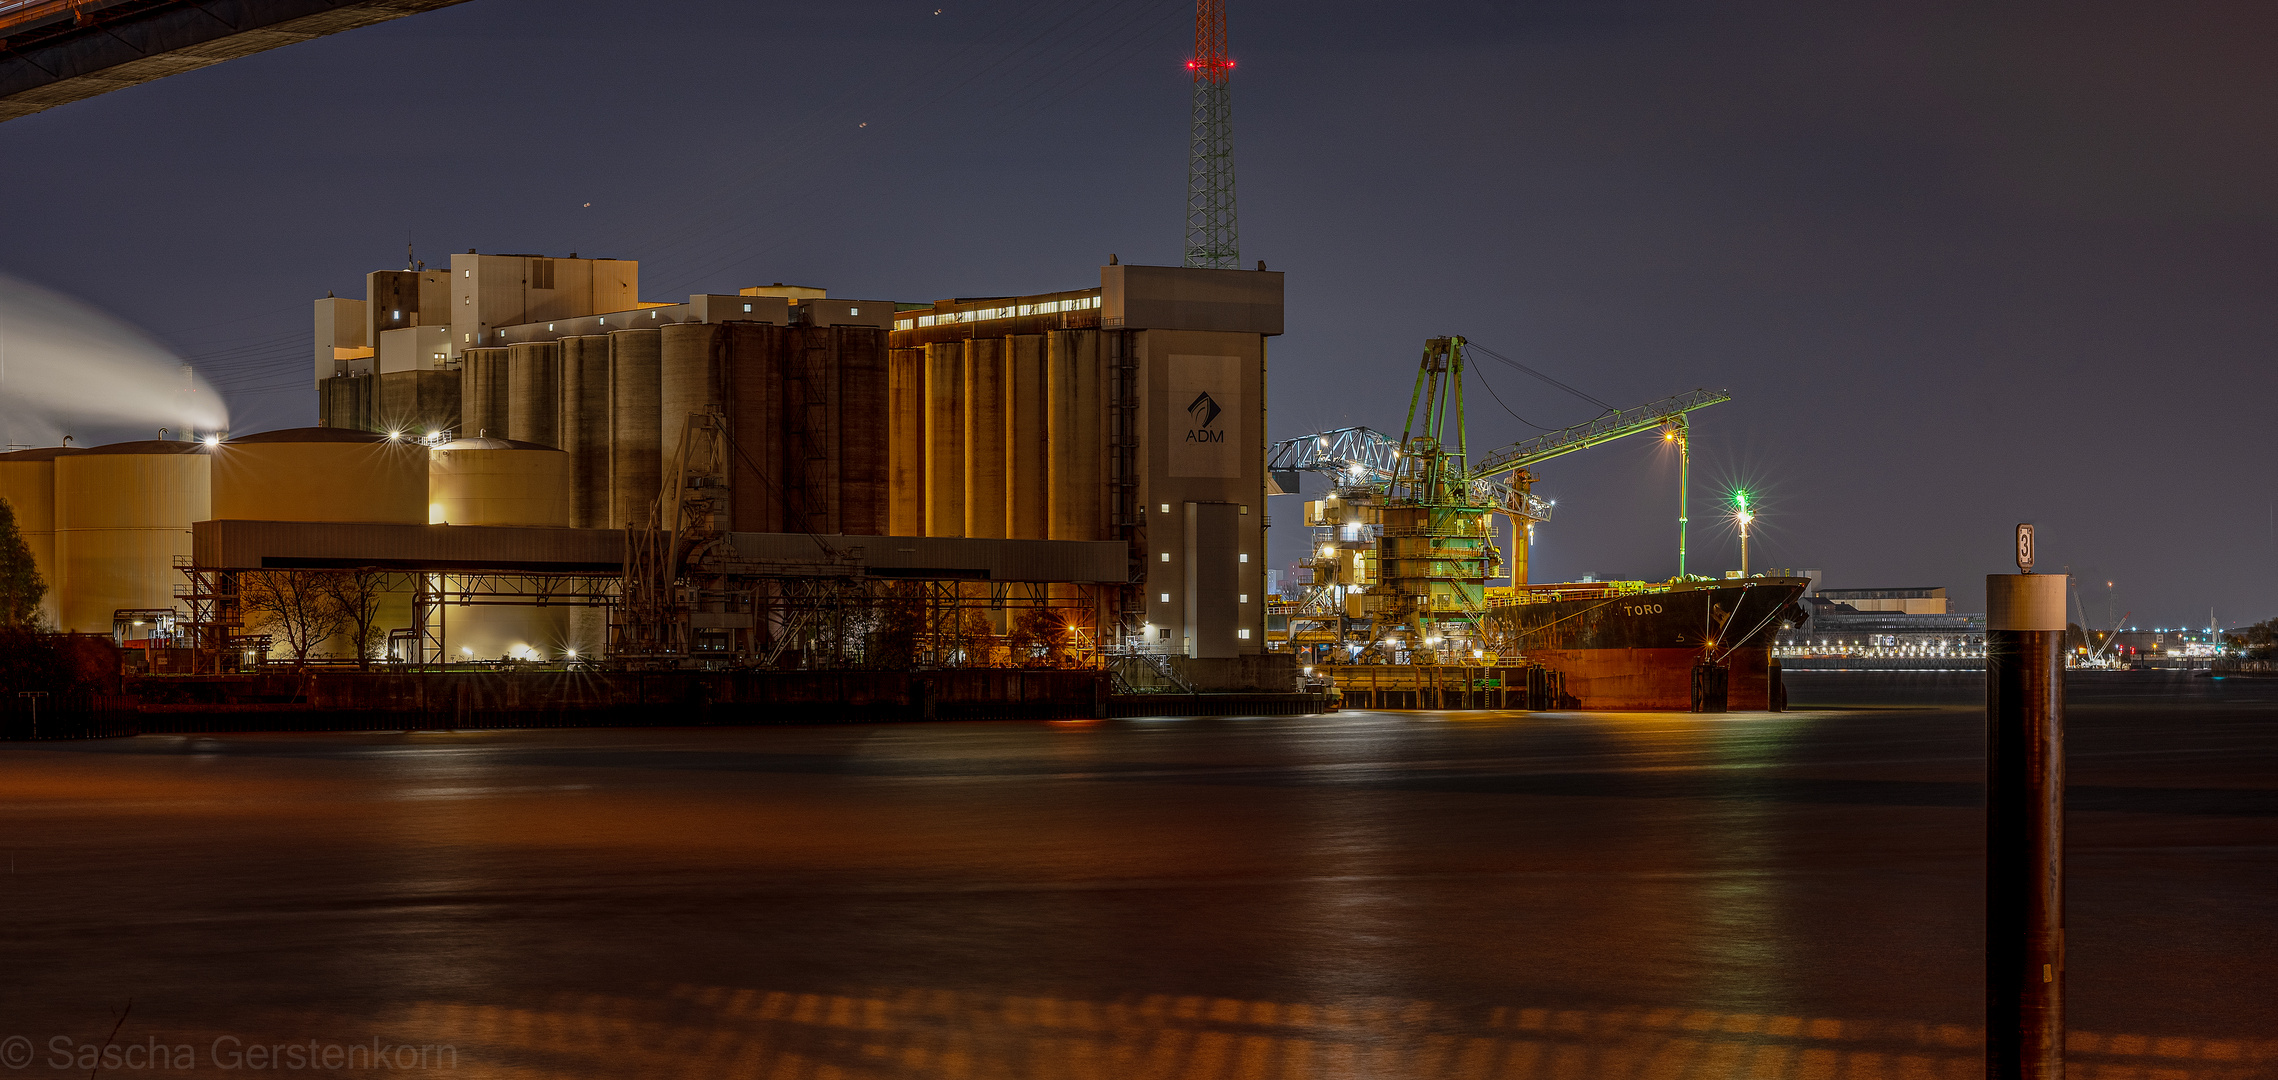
1047, 329, 1104, 541
212, 428, 426, 524
506, 341, 561, 448
53, 441, 210, 635
461, 346, 511, 439
427, 436, 571, 662
608, 327, 662, 529
558, 335, 612, 528
1005, 334, 1047, 540
0, 446, 83, 626
838, 326, 889, 536
922, 341, 965, 536
887, 347, 924, 536
427, 437, 570, 527
961, 337, 1007, 539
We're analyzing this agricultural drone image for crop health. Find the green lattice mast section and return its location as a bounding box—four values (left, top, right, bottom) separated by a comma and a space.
1184, 0, 1238, 269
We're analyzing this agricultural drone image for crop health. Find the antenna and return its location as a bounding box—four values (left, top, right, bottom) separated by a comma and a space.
406, 231, 416, 272
1183, 0, 1238, 269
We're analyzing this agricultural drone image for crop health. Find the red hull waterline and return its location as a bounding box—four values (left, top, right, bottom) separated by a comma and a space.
1495, 577, 1809, 711
1524, 646, 1778, 710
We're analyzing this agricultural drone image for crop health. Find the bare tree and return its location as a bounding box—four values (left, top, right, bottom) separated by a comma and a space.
320, 569, 390, 670
239, 571, 346, 665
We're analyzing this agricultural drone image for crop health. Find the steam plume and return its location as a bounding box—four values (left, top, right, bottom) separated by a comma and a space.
0, 271, 228, 447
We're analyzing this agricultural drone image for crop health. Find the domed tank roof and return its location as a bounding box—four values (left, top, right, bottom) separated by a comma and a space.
225, 427, 389, 445
0, 446, 86, 462
434, 437, 561, 452
73, 440, 212, 456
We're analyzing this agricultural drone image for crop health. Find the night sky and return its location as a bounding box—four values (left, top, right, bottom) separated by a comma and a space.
3, 0, 2272, 627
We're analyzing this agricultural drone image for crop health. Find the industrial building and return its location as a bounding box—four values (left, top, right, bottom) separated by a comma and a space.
1776, 584, 1987, 662
0, 252, 1285, 680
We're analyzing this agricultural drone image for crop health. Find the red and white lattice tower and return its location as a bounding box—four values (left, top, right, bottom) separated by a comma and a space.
1184, 0, 1237, 269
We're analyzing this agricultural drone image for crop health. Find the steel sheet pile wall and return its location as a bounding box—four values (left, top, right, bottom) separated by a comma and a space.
461, 347, 510, 439
887, 347, 925, 535
607, 328, 663, 530
1006, 334, 1048, 540
506, 341, 561, 447
558, 335, 612, 529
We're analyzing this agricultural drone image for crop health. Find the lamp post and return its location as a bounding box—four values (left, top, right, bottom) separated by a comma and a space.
1732, 490, 1754, 576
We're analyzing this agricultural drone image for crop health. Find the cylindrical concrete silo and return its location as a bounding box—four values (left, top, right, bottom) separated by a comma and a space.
428, 436, 572, 660
506, 341, 562, 448
608, 327, 663, 530
1047, 329, 1104, 541
1005, 334, 1048, 540
558, 335, 613, 529
461, 346, 511, 439
0, 446, 83, 627
659, 322, 722, 483
962, 337, 1007, 539
725, 323, 782, 534
922, 341, 966, 537
887, 347, 924, 536
838, 326, 889, 537
212, 428, 427, 524
52, 441, 211, 635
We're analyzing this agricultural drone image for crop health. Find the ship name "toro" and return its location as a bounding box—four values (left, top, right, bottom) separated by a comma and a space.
1621, 603, 1665, 616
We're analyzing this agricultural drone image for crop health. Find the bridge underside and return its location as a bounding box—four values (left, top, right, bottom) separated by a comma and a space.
0, 0, 470, 123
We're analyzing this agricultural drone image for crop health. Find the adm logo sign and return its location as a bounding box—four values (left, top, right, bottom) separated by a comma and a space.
1168, 355, 1241, 478
1185, 391, 1224, 442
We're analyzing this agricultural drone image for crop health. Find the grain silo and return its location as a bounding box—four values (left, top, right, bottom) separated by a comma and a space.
0, 446, 83, 627
53, 441, 211, 635
961, 337, 1006, 539
607, 327, 662, 529
724, 322, 781, 534
461, 346, 511, 439
1046, 329, 1103, 541
558, 334, 612, 529
1005, 334, 1048, 540
887, 347, 924, 535
659, 322, 722, 481
506, 341, 561, 447
212, 428, 426, 525
832, 326, 890, 537
922, 341, 965, 536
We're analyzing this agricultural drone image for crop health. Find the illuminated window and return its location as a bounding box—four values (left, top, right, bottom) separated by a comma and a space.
1238, 553, 1248, 563
1160, 552, 1170, 562
1238, 628, 1251, 640
743, 304, 752, 312
1239, 595, 1248, 604
1160, 593, 1171, 603
851, 308, 861, 315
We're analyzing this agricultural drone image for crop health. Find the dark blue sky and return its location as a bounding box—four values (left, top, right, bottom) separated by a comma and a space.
3, 0, 2273, 627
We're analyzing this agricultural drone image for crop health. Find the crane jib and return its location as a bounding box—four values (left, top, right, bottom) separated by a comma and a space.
1468, 389, 1732, 480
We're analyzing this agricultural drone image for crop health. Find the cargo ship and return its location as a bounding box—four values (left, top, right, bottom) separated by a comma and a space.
1488, 575, 1811, 709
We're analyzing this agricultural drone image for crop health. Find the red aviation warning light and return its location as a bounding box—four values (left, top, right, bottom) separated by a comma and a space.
1183, 0, 1238, 268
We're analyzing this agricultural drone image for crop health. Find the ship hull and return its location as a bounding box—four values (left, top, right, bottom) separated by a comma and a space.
1493, 577, 1808, 710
